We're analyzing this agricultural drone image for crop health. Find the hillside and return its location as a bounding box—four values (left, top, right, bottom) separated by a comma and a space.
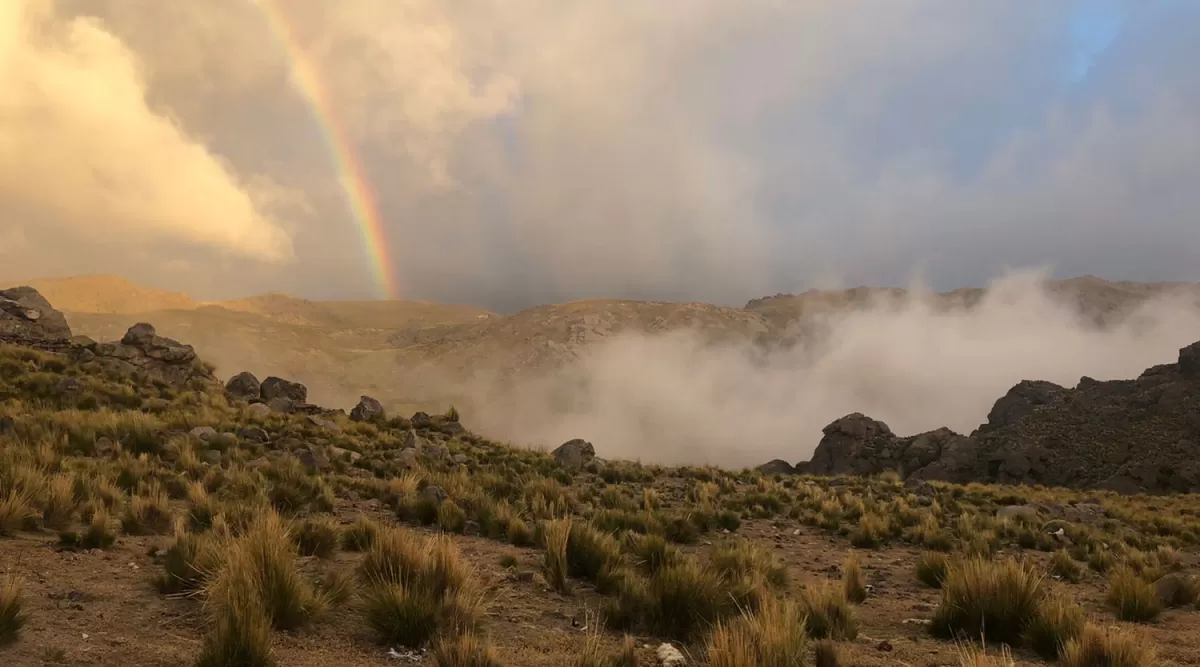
1, 284, 1199, 666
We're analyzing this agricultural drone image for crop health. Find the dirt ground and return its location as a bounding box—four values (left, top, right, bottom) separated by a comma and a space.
3, 506, 1198, 667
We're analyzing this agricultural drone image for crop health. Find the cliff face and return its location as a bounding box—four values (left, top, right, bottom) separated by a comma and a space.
802, 341, 1200, 494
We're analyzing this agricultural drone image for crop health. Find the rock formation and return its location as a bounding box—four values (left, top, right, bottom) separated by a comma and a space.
0, 286, 73, 341
792, 340, 1200, 494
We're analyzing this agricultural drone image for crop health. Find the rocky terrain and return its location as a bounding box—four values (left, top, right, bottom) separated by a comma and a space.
789, 340, 1200, 494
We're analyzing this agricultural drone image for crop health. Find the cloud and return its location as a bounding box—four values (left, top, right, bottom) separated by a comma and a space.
0, 0, 292, 283
2, 1, 1200, 306
465, 270, 1200, 467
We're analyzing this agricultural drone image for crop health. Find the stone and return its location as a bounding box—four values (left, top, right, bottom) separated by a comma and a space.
330, 446, 362, 463
225, 372, 261, 401
656, 643, 686, 667
246, 403, 272, 418
410, 412, 432, 429
552, 439, 596, 471
451, 453, 468, 465
425, 444, 448, 461
440, 420, 467, 437
189, 426, 218, 442
756, 459, 795, 476
306, 415, 342, 433
1153, 572, 1198, 607
201, 449, 223, 465
584, 458, 607, 475
350, 395, 385, 423
296, 447, 329, 471
396, 448, 420, 469
237, 426, 270, 444
401, 430, 423, 449
260, 377, 308, 404
266, 397, 296, 414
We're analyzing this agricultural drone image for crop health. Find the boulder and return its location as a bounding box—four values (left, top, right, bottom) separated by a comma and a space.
260, 376, 308, 405
996, 505, 1041, 522
237, 426, 270, 444
410, 412, 432, 429
806, 413, 899, 476
89, 323, 208, 386
246, 403, 272, 418
1153, 572, 1199, 607
552, 439, 596, 471
0, 287, 72, 340
401, 430, 423, 449
756, 459, 795, 476
396, 448, 420, 469
189, 426, 219, 442
350, 395, 385, 423
226, 372, 262, 401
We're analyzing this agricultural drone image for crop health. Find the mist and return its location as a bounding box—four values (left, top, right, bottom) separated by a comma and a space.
466, 270, 1200, 467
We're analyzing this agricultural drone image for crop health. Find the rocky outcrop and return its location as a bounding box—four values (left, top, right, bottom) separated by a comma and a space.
226, 372, 262, 401
790, 340, 1200, 494
77, 323, 212, 386
0, 286, 72, 341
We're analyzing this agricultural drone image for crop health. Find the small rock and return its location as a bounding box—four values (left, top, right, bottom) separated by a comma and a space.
756, 459, 796, 476
246, 403, 272, 418
189, 426, 218, 442
237, 426, 270, 444
307, 415, 342, 433
93, 437, 116, 456
350, 395, 386, 423
876, 640, 893, 652
425, 444, 448, 461
996, 505, 1041, 522
397, 448, 420, 469
410, 412, 432, 429
330, 446, 362, 463
401, 430, 423, 449
440, 421, 467, 437
451, 453, 468, 465
201, 449, 223, 465
656, 643, 686, 666
1153, 572, 1199, 607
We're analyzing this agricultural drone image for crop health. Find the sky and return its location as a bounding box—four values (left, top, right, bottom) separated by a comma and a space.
2, 0, 1199, 311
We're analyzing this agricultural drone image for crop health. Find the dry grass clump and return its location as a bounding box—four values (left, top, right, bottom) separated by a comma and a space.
812, 639, 840, 667
195, 557, 277, 667
842, 552, 867, 603
606, 557, 737, 642
61, 503, 116, 549
430, 631, 502, 667
565, 520, 624, 591
848, 512, 890, 548
157, 527, 228, 594
709, 540, 788, 590
956, 642, 1014, 667
341, 515, 380, 552
0, 489, 35, 535
797, 581, 858, 641
292, 515, 340, 558
542, 518, 572, 594
0, 574, 28, 646
40, 473, 77, 530
122, 486, 173, 535
705, 595, 809, 667
624, 532, 681, 575
577, 623, 638, 667
1059, 624, 1157, 667
1105, 567, 1161, 623
358, 529, 484, 648
1049, 549, 1085, 584
1024, 592, 1085, 659
930, 557, 1046, 645
916, 551, 951, 588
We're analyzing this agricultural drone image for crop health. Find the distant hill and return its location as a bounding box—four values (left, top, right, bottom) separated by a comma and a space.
15, 274, 198, 314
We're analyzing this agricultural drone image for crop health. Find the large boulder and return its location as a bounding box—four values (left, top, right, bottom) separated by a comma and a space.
552, 439, 596, 471
226, 372, 262, 401
756, 459, 796, 476
260, 376, 308, 413
0, 286, 72, 341
805, 413, 900, 476
85, 323, 210, 386
350, 395, 385, 423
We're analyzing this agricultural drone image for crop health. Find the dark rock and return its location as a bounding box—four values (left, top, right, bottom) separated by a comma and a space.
266, 397, 297, 414
806, 414, 899, 476
84, 323, 208, 386
756, 459, 795, 476
425, 444, 448, 461
225, 372, 261, 400
552, 439, 596, 471
440, 421, 467, 437
584, 458, 607, 475
1179, 341, 1200, 376
260, 377, 308, 404
246, 403, 272, 418
401, 430, 423, 449
306, 415, 342, 433
296, 447, 330, 471
237, 426, 270, 444
350, 395, 385, 423
0, 416, 13, 434
1153, 572, 1198, 607
0, 286, 72, 340
410, 412, 432, 429
396, 448, 420, 469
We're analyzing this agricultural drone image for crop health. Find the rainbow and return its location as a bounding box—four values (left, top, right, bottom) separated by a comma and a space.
255, 0, 400, 300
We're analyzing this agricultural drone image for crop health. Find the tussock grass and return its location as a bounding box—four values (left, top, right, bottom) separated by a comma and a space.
565, 521, 624, 590
842, 552, 867, 604
930, 557, 1046, 645
430, 631, 502, 667
956, 642, 1014, 667
341, 515, 380, 552
705, 595, 809, 667
1049, 549, 1085, 584
1024, 592, 1085, 659
195, 559, 276, 667
812, 639, 840, 667
1105, 567, 1161, 623
624, 532, 680, 575
541, 518, 571, 594
358, 529, 484, 647
1059, 624, 1157, 667
61, 502, 116, 548
292, 515, 340, 558
709, 540, 788, 590
0, 489, 35, 535
40, 473, 77, 530
917, 551, 950, 588
797, 581, 858, 640
0, 574, 27, 646
122, 487, 173, 535
157, 528, 228, 594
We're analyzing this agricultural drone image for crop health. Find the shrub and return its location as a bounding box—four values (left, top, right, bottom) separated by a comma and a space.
1024, 593, 1085, 660
705, 595, 809, 667
797, 582, 858, 641
849, 513, 889, 548
0, 489, 35, 536
1059, 624, 1157, 667
611, 558, 733, 641
842, 553, 867, 604
566, 521, 623, 588
709, 540, 788, 591
40, 474, 77, 530
62, 503, 116, 549
221, 511, 326, 631
916, 551, 950, 588
930, 557, 1046, 645
1105, 567, 1161, 623
122, 488, 173, 535
0, 574, 27, 646
624, 533, 680, 575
